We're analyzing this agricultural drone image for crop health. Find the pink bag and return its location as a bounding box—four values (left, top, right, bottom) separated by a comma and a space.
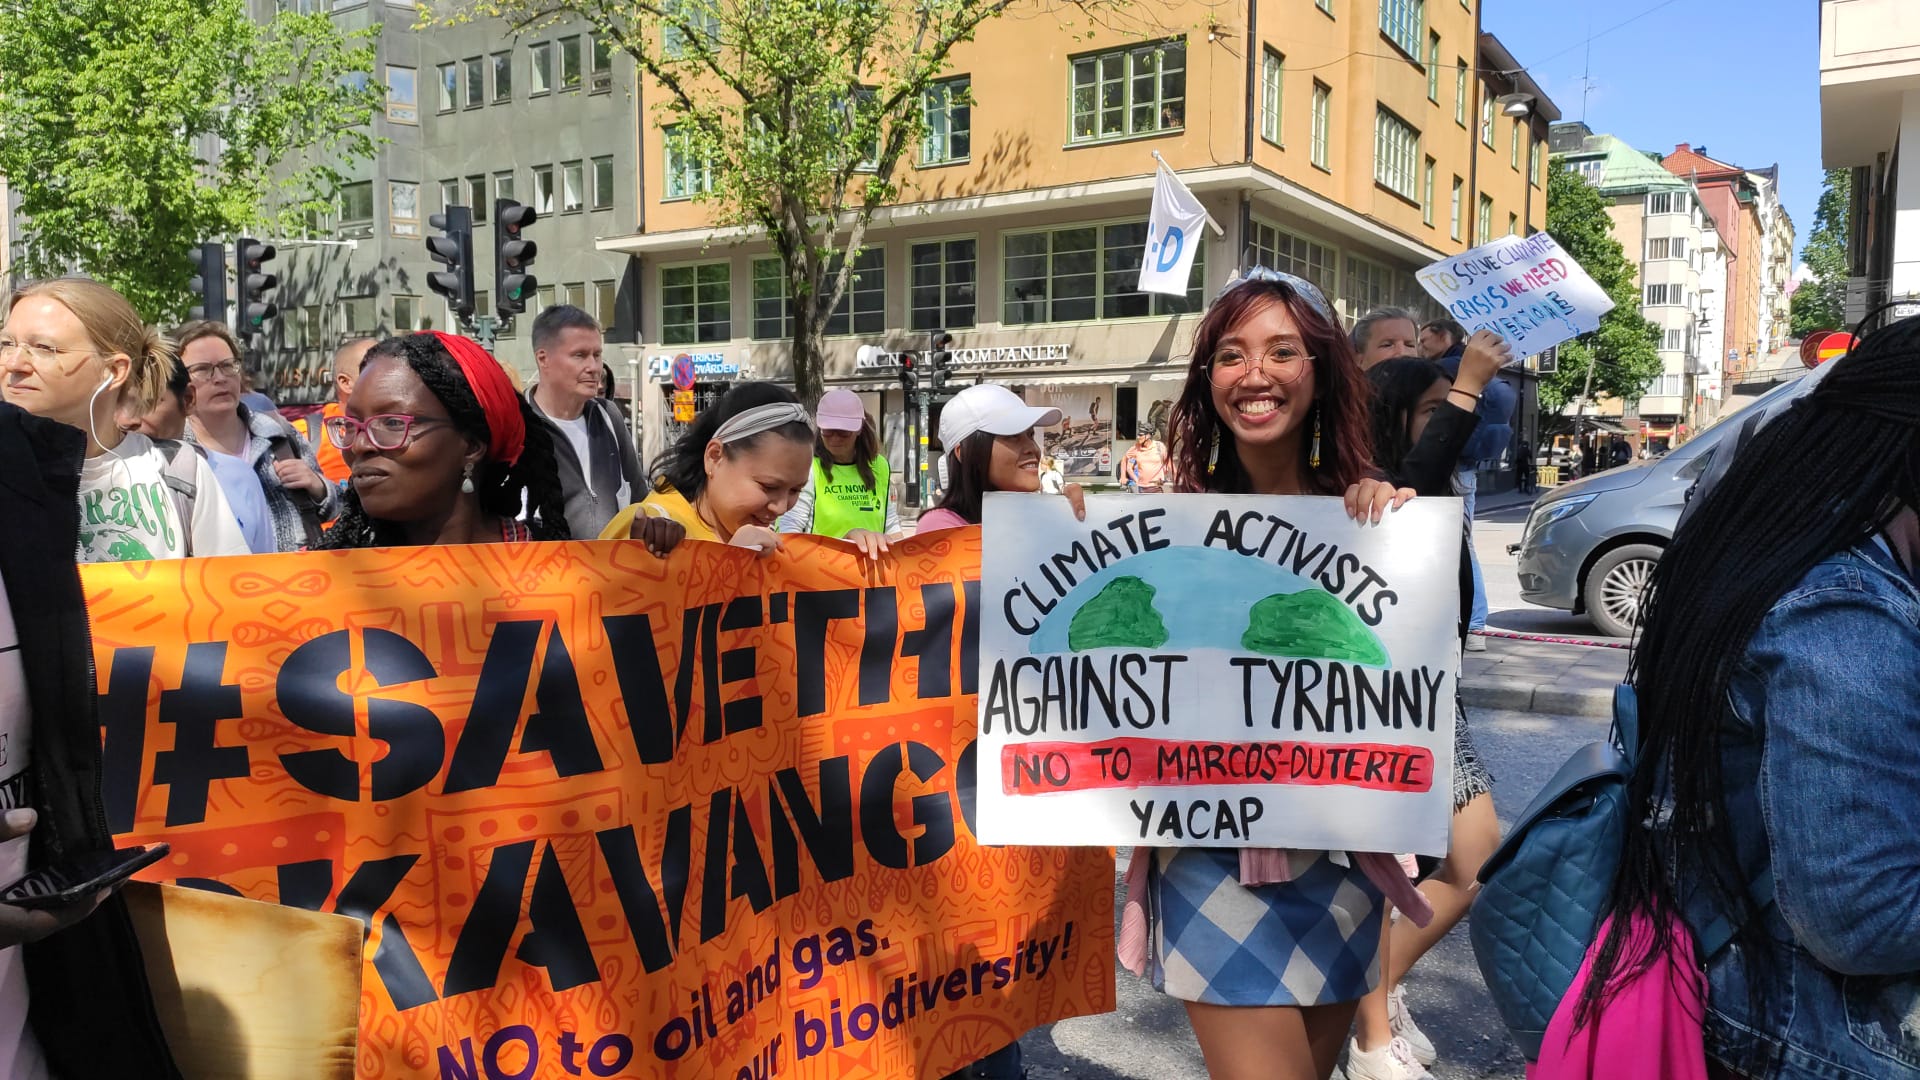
1527, 912, 1711, 1080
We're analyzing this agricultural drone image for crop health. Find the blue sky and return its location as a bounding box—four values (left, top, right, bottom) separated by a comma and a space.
1484, 0, 1822, 261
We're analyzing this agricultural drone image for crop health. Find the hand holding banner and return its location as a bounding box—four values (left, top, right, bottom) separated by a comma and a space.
1415, 233, 1615, 358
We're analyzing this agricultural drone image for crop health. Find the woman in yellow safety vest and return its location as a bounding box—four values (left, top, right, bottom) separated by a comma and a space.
778, 389, 901, 558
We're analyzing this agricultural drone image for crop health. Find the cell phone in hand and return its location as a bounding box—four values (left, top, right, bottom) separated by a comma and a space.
0, 843, 169, 910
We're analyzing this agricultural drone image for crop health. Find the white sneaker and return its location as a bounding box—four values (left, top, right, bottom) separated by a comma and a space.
1388, 984, 1437, 1065
1344, 1037, 1434, 1080
1463, 633, 1489, 652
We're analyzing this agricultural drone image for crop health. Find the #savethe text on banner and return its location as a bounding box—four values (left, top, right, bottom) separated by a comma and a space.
83, 534, 1114, 1080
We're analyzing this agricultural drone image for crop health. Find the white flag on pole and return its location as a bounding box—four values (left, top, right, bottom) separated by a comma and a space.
1138, 163, 1208, 297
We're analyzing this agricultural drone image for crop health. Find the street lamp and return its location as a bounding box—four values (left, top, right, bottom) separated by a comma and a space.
1497, 92, 1535, 118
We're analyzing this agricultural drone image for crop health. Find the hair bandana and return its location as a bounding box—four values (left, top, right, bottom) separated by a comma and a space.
712, 402, 813, 445
1214, 265, 1337, 324
428, 331, 526, 466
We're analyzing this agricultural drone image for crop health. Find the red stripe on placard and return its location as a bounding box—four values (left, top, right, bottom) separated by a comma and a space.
999, 737, 1434, 795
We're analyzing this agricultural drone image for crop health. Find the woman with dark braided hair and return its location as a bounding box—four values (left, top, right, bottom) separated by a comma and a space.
314, 332, 571, 548
1571, 314, 1920, 1079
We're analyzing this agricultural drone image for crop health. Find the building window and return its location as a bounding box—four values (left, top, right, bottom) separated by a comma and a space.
1647, 237, 1670, 260
531, 41, 552, 95
1379, 0, 1424, 60
661, 263, 731, 344
590, 36, 614, 93
1450, 176, 1462, 240
1317, 0, 1332, 11
1345, 255, 1392, 316
1310, 81, 1332, 170
536, 285, 556, 313
921, 76, 971, 165
1003, 221, 1204, 324
563, 282, 587, 309
1529, 139, 1541, 186
467, 176, 487, 223
1069, 39, 1186, 144
342, 296, 378, 335
1454, 60, 1467, 125
1422, 157, 1436, 226
1480, 94, 1494, 147
1373, 107, 1419, 200
1507, 212, 1517, 235
1477, 193, 1493, 239
1645, 283, 1688, 306
595, 280, 618, 329
1671, 237, 1688, 259
824, 247, 886, 335
559, 161, 584, 213
1260, 49, 1283, 146
437, 63, 456, 112
663, 0, 722, 58
910, 238, 978, 331
492, 51, 512, 103
394, 295, 419, 333
439, 179, 459, 212
1647, 191, 1691, 215
533, 165, 555, 215
1570, 157, 1606, 185
1510, 119, 1521, 169
494, 170, 516, 206
560, 36, 582, 90
386, 66, 417, 124
664, 126, 712, 200
1248, 219, 1337, 296
1426, 34, 1440, 101
463, 57, 484, 109
1663, 328, 1686, 350
751, 258, 792, 340
340, 181, 374, 234
592, 156, 615, 210
388, 181, 419, 237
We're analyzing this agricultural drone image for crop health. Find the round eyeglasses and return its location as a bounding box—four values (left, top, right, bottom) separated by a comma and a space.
1207, 344, 1314, 388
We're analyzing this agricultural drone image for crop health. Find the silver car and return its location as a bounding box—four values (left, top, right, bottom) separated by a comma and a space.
1511, 374, 1818, 637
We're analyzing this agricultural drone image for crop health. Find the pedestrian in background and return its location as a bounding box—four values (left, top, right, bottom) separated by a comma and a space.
1039, 455, 1065, 494
0, 399, 184, 1079
316, 332, 570, 548
290, 337, 378, 492
779, 389, 900, 558
524, 306, 642, 541
1349, 337, 1511, 1080
178, 320, 338, 553
1121, 425, 1169, 492
601, 382, 812, 558
1138, 267, 1429, 1080
116, 355, 193, 442
1351, 307, 1420, 370
1579, 315, 1920, 1078
0, 278, 248, 562
1419, 317, 1515, 652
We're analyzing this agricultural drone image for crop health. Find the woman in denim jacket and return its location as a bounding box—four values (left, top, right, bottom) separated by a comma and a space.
1585, 314, 1920, 1079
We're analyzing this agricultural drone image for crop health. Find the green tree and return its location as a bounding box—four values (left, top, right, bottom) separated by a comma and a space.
439, 0, 1126, 403
1541, 158, 1663, 412
1789, 167, 1851, 337
0, 0, 381, 320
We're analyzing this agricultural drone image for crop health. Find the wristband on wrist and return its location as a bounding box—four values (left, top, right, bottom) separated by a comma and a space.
1448, 387, 1483, 403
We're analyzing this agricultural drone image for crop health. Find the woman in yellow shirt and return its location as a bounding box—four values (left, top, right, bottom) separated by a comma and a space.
602, 383, 816, 555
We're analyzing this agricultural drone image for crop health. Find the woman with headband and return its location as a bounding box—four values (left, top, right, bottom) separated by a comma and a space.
314, 332, 571, 549
600, 383, 816, 556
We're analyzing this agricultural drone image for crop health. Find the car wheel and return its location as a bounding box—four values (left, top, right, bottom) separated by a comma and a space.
1583, 543, 1661, 638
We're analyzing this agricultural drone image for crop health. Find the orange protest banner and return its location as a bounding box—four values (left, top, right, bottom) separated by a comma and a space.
83, 531, 1114, 1080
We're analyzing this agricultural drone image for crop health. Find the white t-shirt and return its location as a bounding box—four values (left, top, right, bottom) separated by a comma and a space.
0, 577, 50, 1080
554, 411, 630, 508
77, 434, 252, 562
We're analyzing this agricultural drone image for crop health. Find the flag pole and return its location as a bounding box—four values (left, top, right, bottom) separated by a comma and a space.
1151, 151, 1226, 237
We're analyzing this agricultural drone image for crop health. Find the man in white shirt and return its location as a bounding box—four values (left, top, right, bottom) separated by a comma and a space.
523, 306, 642, 539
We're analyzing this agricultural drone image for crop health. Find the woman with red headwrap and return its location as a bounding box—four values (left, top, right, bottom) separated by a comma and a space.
313, 332, 572, 547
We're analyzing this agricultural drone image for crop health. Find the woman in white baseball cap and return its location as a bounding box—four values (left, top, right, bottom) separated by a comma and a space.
777, 389, 902, 557
914, 382, 1087, 535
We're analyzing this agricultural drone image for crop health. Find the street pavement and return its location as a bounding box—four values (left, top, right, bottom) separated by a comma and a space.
1011, 487, 1630, 1078
1016, 705, 1614, 1079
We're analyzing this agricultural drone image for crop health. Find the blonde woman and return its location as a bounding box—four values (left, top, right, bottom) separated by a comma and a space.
0, 278, 248, 561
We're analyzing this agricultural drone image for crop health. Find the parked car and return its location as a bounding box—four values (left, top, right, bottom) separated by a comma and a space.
1511, 373, 1822, 637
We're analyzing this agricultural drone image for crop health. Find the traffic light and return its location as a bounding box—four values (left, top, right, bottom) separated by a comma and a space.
427, 206, 476, 321
234, 238, 278, 330
928, 330, 954, 393
188, 242, 226, 323
898, 351, 919, 395
494, 199, 539, 319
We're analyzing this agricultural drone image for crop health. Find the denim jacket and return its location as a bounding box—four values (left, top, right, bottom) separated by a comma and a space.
1675, 538, 1920, 1079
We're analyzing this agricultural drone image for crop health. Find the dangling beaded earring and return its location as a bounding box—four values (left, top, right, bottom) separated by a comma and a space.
1309, 408, 1322, 469
1207, 427, 1220, 475
460, 463, 476, 495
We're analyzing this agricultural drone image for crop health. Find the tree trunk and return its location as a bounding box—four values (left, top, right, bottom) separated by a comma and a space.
792, 301, 827, 407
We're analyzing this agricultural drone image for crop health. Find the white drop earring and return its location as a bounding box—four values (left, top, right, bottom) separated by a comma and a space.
460, 464, 475, 494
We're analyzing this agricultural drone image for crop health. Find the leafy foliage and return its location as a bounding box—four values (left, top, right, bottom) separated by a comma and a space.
0, 0, 381, 320
1789, 168, 1850, 337
1541, 159, 1663, 411
438, 0, 1126, 402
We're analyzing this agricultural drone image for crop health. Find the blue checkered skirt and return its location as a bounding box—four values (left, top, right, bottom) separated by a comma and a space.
1150, 848, 1385, 1006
